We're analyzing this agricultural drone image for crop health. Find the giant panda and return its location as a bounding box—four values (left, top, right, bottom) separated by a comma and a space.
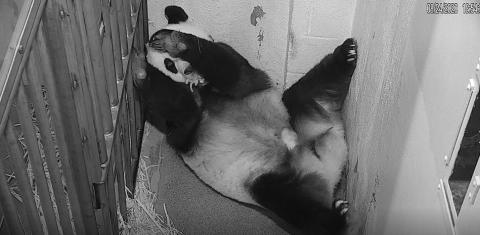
138, 6, 357, 235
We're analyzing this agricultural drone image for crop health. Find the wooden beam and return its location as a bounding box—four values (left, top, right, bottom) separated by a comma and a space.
0, 0, 45, 135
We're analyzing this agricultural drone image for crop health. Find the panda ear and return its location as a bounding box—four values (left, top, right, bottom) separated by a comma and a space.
165, 5, 188, 24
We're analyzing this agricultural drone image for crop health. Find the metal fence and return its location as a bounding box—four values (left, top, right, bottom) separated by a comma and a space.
0, 0, 148, 234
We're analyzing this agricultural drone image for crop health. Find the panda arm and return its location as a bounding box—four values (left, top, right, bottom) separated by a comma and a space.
140, 63, 202, 152
178, 36, 271, 98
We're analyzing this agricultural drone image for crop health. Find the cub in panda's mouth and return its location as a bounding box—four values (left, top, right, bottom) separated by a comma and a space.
139, 5, 357, 235
146, 42, 206, 92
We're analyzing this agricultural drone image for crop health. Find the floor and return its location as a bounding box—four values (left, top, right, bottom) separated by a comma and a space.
140, 122, 290, 235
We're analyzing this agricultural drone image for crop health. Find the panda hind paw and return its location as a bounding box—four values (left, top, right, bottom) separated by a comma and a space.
335, 38, 357, 67
343, 38, 357, 64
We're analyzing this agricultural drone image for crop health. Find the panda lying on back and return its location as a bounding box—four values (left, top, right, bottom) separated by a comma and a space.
139, 6, 357, 235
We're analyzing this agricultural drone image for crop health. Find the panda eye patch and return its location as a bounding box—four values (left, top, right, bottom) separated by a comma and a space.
164, 58, 178, 74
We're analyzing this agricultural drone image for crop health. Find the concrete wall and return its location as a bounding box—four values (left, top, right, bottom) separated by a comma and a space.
346, 0, 480, 234
147, 0, 356, 90
285, 0, 356, 88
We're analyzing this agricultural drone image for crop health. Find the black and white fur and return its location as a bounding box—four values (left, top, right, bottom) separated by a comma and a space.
139, 6, 357, 235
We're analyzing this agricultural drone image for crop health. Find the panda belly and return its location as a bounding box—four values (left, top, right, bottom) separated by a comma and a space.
181, 125, 280, 206
180, 88, 347, 209
181, 89, 291, 206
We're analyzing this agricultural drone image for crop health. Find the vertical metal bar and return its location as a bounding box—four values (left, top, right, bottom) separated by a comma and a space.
24, 56, 75, 235
135, 1, 145, 49
123, 0, 133, 36
106, 155, 119, 234
130, 1, 144, 193
101, 0, 119, 106
116, 111, 127, 218
142, 0, 149, 41
0, 143, 24, 235
16, 83, 60, 235
37, 7, 98, 233
3, 124, 43, 234
109, 0, 124, 81
123, 90, 134, 197
130, 0, 138, 16
81, 0, 114, 134
115, 0, 129, 58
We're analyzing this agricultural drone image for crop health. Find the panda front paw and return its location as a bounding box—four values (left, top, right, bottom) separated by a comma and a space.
333, 199, 349, 216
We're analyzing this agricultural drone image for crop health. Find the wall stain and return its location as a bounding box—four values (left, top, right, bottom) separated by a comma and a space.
370, 192, 377, 205
251, 6, 266, 61
368, 173, 381, 210
257, 29, 264, 46
250, 5, 266, 26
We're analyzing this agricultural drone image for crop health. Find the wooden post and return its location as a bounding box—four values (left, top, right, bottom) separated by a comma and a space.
24, 55, 75, 235
3, 123, 43, 234
0, 147, 24, 235
16, 84, 60, 235
0, 0, 45, 137
38, 4, 98, 232
67, 0, 109, 166
81, 0, 114, 134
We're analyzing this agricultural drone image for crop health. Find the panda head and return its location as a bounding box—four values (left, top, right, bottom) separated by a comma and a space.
146, 6, 212, 87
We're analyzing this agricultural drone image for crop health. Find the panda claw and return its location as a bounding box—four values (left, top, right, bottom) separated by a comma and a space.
339, 38, 357, 66
189, 82, 194, 92
334, 199, 348, 208
333, 199, 349, 216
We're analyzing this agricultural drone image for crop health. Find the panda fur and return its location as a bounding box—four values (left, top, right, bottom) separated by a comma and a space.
140, 6, 357, 235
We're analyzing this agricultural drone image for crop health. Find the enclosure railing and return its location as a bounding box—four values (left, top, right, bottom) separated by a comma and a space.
0, 0, 148, 234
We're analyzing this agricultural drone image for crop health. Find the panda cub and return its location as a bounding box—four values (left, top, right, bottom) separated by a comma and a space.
140, 6, 357, 235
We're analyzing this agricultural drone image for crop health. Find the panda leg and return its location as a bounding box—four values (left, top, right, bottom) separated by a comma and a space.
250, 170, 347, 234
165, 113, 201, 153
282, 38, 357, 125
139, 61, 202, 152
